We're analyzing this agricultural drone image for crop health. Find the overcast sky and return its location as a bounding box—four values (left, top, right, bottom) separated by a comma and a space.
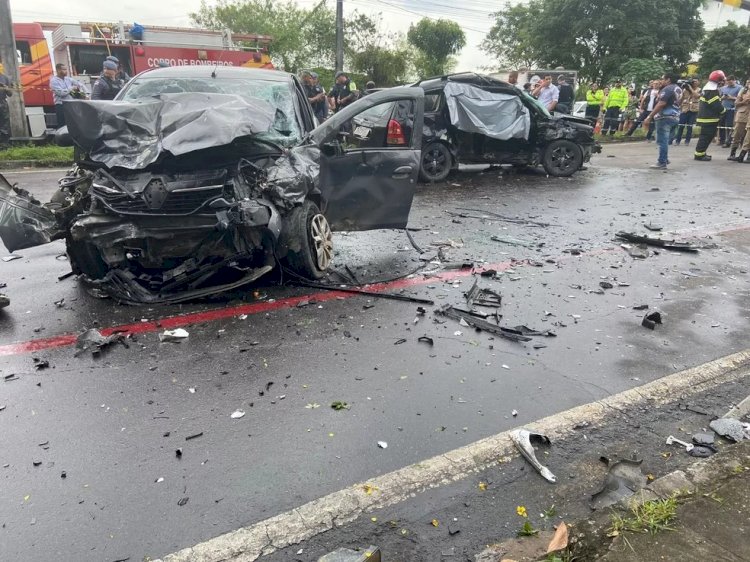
9, 0, 503, 72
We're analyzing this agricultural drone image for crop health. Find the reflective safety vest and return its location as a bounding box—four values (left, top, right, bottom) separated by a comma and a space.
586, 89, 603, 106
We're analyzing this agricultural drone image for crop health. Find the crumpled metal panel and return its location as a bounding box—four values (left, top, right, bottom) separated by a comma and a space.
64, 93, 276, 170
0, 172, 59, 252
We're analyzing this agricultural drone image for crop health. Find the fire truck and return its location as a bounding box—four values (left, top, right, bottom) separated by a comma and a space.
12, 21, 274, 134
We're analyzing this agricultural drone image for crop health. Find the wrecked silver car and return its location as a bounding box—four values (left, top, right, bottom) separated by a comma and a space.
0, 67, 424, 304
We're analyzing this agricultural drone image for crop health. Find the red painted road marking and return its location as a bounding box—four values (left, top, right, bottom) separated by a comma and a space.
0, 262, 515, 357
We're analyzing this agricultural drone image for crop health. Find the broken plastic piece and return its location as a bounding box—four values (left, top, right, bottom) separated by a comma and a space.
590, 457, 647, 510
418, 336, 434, 346
616, 231, 699, 252
509, 428, 556, 483
666, 435, 694, 452
230, 410, 246, 419
642, 311, 662, 330
465, 279, 502, 308
643, 223, 663, 231
159, 329, 189, 342
74, 328, 127, 357
377, 441, 388, 449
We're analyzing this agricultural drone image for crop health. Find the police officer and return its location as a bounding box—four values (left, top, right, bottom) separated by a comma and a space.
91, 60, 123, 101
0, 62, 14, 147
694, 70, 726, 162
327, 71, 358, 113
300, 70, 327, 122
105, 55, 130, 82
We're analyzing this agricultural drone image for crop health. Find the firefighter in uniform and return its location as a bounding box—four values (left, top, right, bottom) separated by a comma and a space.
694, 70, 726, 162
728, 79, 750, 161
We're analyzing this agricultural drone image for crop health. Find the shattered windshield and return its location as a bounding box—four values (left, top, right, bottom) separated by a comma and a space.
120, 77, 302, 146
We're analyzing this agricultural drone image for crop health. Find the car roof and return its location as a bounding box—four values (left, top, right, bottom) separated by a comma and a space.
130, 65, 293, 83
415, 72, 515, 93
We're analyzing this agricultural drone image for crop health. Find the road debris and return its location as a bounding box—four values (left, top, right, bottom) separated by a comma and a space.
185, 432, 203, 441
331, 401, 350, 411
590, 457, 647, 510
643, 223, 663, 231
490, 235, 534, 248
465, 279, 502, 308
616, 231, 699, 252
621, 244, 650, 259
436, 306, 532, 343
692, 432, 715, 446
230, 410, 246, 419
665, 435, 694, 452
317, 546, 381, 562
159, 329, 189, 342
74, 328, 128, 357
296, 281, 434, 305
2, 254, 22, 262
509, 428, 556, 483
377, 441, 388, 449
417, 336, 434, 346
642, 311, 662, 330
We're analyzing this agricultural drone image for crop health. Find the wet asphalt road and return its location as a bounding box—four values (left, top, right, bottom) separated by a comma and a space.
1, 143, 750, 561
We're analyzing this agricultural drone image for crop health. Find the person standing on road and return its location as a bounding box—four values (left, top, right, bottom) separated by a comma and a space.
585, 83, 603, 124
532, 75, 559, 112
106, 55, 130, 83
0, 63, 14, 147
727, 80, 750, 160
49, 63, 87, 129
328, 71, 358, 114
602, 79, 628, 135
91, 60, 122, 101
694, 70, 726, 162
301, 70, 327, 122
672, 79, 700, 145
626, 81, 658, 139
556, 76, 574, 114
642, 73, 682, 170
719, 75, 742, 147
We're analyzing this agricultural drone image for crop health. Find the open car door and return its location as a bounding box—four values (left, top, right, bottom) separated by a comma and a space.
309, 87, 424, 230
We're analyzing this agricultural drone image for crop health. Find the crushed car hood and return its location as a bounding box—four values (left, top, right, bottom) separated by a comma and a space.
64, 93, 276, 170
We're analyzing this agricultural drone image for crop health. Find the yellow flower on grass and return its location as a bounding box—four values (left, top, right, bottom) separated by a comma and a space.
516, 505, 528, 518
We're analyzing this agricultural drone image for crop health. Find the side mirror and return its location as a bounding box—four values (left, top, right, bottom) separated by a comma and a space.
55, 126, 73, 147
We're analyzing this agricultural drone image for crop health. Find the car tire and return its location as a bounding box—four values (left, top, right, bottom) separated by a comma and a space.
542, 140, 583, 177
282, 200, 333, 280
419, 142, 452, 183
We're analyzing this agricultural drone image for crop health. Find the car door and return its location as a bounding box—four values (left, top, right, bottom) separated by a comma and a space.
308, 87, 424, 231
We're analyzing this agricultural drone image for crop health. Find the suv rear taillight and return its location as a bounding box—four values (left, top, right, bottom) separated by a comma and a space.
387, 119, 407, 145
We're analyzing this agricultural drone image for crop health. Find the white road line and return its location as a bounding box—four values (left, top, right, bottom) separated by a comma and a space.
157, 349, 750, 562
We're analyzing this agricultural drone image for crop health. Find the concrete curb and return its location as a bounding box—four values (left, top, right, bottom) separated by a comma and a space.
0, 160, 72, 170
155, 350, 750, 562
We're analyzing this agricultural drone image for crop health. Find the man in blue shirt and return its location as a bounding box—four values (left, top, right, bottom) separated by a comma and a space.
643, 72, 682, 170
49, 63, 88, 129
719, 75, 742, 146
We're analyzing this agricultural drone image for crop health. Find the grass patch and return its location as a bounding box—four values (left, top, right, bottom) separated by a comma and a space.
0, 144, 74, 162
609, 497, 678, 536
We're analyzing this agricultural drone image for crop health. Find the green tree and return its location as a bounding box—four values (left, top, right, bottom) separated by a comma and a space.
345, 12, 410, 86
618, 58, 667, 88
481, 1, 543, 70
407, 19, 466, 78
482, 0, 704, 84
699, 22, 750, 79
191, 0, 336, 72
351, 46, 408, 87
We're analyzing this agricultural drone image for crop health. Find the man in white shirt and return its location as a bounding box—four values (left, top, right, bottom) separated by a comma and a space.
532, 75, 559, 112
49, 64, 87, 128
625, 80, 658, 139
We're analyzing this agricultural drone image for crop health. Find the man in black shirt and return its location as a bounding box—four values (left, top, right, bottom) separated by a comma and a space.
556, 76, 575, 114
301, 71, 327, 122
327, 71, 358, 113
91, 60, 122, 101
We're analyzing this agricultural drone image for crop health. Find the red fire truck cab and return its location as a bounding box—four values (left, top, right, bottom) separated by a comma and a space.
12, 21, 274, 133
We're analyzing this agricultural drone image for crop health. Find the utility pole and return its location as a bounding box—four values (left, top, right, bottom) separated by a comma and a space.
0, 0, 29, 138
335, 0, 344, 72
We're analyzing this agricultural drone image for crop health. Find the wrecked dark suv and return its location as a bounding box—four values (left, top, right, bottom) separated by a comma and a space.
0, 67, 424, 304
415, 73, 601, 181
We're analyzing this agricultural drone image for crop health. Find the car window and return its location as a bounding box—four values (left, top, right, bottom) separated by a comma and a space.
340, 100, 415, 151
424, 93, 441, 112
119, 77, 302, 146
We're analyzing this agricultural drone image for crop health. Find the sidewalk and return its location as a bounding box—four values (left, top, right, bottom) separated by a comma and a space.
599, 443, 750, 562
